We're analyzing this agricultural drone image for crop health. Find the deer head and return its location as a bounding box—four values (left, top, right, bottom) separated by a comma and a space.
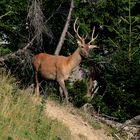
74, 18, 98, 57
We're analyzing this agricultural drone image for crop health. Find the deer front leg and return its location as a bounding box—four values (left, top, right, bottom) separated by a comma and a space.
57, 79, 69, 103
34, 71, 39, 96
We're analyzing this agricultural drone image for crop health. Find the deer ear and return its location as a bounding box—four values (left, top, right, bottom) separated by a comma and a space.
89, 45, 98, 49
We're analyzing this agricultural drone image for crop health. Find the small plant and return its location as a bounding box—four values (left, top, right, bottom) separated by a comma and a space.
68, 80, 88, 107
78, 134, 88, 140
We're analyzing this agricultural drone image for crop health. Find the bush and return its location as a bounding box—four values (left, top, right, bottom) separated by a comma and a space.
68, 80, 89, 107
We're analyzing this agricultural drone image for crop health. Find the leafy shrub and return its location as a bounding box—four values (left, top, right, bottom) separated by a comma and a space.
68, 80, 89, 107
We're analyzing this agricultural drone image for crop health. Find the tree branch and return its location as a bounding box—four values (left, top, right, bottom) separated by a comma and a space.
0, 11, 12, 19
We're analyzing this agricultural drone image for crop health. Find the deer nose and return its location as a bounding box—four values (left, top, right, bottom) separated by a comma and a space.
94, 45, 99, 48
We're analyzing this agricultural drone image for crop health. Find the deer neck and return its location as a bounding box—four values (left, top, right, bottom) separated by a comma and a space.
68, 47, 82, 70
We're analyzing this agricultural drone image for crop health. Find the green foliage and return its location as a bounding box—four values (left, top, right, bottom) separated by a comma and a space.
68, 80, 89, 107
0, 0, 28, 52
0, 45, 11, 55
92, 49, 140, 122
1, 0, 140, 123
105, 52, 140, 121
72, 0, 140, 122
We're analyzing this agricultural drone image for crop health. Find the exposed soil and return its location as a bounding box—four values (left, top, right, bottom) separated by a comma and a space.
45, 100, 112, 140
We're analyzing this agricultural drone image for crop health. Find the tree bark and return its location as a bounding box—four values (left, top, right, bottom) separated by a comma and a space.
54, 0, 74, 55
124, 115, 140, 125
95, 115, 140, 139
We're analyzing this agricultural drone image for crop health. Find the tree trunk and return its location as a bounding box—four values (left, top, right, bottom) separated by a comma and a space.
54, 0, 74, 55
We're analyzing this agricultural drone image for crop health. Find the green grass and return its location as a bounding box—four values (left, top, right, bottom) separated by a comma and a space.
0, 71, 71, 140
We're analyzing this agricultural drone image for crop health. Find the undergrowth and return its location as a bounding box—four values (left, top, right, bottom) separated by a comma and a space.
0, 70, 71, 140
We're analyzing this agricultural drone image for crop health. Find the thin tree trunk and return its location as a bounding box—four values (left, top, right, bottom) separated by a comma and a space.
128, 0, 132, 62
54, 0, 74, 55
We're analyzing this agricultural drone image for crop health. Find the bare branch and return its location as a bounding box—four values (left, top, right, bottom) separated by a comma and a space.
0, 11, 12, 19
114, 134, 121, 140
0, 35, 36, 65
45, 2, 62, 23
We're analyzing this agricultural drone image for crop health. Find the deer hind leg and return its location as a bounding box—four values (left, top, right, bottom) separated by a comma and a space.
34, 71, 39, 96
57, 79, 68, 103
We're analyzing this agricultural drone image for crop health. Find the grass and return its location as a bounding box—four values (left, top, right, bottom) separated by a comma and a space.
0, 70, 71, 140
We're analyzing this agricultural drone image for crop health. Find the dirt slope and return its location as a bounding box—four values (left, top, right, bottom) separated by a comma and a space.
45, 100, 112, 140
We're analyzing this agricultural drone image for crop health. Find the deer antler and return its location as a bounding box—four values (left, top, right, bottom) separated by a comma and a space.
88, 26, 98, 44
74, 18, 89, 44
73, 18, 83, 41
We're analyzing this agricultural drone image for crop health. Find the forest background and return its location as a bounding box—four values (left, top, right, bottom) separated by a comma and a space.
0, 0, 140, 122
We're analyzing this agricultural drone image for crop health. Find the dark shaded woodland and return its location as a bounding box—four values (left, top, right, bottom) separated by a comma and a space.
0, 0, 140, 123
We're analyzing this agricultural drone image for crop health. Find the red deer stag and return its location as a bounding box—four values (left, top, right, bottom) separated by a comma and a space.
32, 18, 98, 103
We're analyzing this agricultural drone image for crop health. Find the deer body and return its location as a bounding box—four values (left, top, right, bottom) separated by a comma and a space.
33, 48, 82, 81
32, 18, 98, 103
32, 48, 84, 103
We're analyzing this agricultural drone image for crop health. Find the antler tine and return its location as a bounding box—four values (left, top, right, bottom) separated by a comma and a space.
91, 26, 95, 40
73, 17, 83, 40
82, 34, 88, 40
88, 26, 98, 44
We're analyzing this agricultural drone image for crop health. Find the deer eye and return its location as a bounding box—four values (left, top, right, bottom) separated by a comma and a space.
81, 45, 85, 48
